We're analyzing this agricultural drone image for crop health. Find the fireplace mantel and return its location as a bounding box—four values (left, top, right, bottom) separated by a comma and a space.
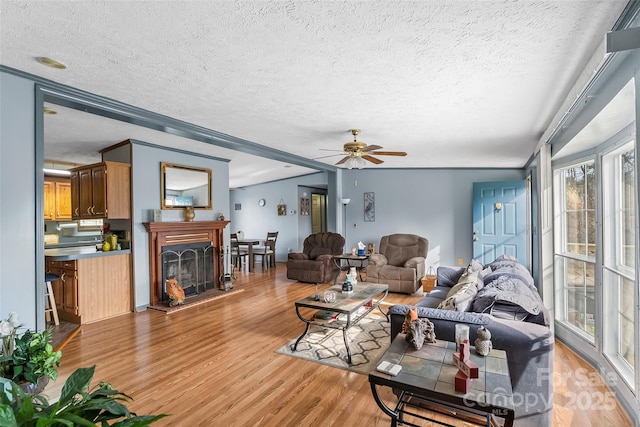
144, 221, 230, 306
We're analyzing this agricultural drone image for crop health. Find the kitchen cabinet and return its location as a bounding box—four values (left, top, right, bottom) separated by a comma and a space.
45, 251, 132, 324
45, 260, 79, 323
71, 161, 130, 219
44, 178, 72, 220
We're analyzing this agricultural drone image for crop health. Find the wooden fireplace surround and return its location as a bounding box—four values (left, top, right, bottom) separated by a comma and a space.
144, 221, 230, 306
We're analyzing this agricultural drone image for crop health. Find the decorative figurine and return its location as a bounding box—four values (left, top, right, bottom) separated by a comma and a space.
166, 278, 185, 307
347, 266, 358, 285
405, 317, 436, 350
342, 275, 353, 293
474, 326, 493, 356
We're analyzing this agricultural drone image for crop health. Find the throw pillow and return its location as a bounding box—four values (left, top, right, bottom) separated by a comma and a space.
437, 270, 480, 312
468, 258, 484, 272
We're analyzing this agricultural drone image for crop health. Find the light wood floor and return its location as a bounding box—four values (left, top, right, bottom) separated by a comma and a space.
44, 264, 632, 426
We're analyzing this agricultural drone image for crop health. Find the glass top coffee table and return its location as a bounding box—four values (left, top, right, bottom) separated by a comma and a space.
292, 283, 388, 364
369, 334, 515, 427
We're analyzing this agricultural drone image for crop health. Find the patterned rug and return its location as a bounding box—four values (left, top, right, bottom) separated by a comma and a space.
275, 315, 390, 375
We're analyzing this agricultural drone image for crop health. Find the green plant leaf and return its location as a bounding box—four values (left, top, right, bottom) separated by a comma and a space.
49, 412, 98, 426
59, 365, 95, 405
0, 405, 18, 427
112, 414, 169, 426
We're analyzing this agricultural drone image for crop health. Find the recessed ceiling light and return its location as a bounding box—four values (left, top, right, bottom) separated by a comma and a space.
43, 107, 57, 115
36, 57, 66, 69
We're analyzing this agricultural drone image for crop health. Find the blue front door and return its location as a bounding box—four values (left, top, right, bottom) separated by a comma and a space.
472, 180, 527, 266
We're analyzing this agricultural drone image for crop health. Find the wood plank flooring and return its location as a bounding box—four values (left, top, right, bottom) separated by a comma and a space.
43, 264, 632, 426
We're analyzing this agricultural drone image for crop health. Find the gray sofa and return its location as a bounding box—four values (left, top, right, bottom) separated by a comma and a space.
388, 258, 554, 427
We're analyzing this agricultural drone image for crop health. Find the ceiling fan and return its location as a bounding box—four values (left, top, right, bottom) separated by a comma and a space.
318, 129, 407, 169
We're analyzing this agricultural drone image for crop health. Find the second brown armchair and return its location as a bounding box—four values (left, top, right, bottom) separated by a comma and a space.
286, 232, 345, 284
366, 233, 428, 294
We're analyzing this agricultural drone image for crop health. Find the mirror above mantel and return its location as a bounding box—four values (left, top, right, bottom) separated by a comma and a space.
161, 162, 212, 209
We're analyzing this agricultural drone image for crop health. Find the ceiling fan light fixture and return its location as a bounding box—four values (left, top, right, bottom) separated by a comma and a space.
354, 156, 366, 169
345, 157, 356, 169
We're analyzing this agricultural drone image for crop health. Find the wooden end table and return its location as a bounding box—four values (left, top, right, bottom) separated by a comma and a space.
369, 334, 515, 427
292, 283, 388, 364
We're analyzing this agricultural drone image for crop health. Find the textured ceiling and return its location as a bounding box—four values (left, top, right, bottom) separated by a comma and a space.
0, 1, 629, 187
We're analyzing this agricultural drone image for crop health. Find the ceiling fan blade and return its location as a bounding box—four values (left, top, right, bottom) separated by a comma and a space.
370, 151, 407, 156
362, 154, 384, 165
314, 153, 346, 160
335, 156, 350, 165
318, 148, 345, 152
362, 144, 383, 152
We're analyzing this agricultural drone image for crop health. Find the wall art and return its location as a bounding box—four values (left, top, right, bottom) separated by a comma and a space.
300, 197, 310, 215
364, 192, 375, 222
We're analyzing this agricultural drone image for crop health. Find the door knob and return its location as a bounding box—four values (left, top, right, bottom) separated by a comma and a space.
473, 237, 479, 242
473, 230, 478, 234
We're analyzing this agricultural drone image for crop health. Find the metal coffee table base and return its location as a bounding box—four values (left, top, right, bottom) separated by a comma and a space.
291, 283, 388, 365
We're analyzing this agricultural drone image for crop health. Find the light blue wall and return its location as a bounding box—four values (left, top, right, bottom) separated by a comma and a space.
340, 169, 525, 267
230, 172, 329, 261
0, 72, 38, 329
231, 168, 525, 268
131, 142, 229, 309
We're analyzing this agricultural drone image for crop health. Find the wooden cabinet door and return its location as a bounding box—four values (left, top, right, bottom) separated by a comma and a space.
46, 262, 64, 312
43, 181, 55, 220
70, 171, 80, 219
63, 266, 79, 316
55, 181, 72, 220
78, 168, 93, 218
91, 165, 107, 217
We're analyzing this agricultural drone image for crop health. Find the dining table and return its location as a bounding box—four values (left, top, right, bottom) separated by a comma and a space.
236, 238, 261, 272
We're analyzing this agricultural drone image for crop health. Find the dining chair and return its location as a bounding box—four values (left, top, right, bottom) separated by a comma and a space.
230, 233, 249, 269
253, 231, 278, 269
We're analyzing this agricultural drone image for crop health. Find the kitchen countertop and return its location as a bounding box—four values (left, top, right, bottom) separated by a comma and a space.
45, 246, 131, 261
45, 240, 101, 249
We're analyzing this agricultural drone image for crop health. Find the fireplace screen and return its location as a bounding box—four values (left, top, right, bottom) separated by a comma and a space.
161, 242, 216, 301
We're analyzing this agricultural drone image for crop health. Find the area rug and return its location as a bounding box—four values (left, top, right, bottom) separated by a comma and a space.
275, 315, 390, 375
148, 288, 244, 314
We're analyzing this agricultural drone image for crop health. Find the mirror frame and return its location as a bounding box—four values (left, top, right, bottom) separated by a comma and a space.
160, 162, 212, 210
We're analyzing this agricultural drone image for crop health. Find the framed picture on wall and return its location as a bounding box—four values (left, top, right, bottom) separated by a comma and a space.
278, 204, 287, 216
300, 198, 310, 215
364, 192, 375, 222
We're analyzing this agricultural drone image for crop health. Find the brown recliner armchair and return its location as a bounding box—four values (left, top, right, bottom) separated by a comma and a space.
366, 233, 428, 293
287, 232, 345, 283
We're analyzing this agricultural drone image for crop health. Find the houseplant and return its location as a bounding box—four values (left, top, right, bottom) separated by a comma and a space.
0, 365, 167, 426
0, 313, 62, 392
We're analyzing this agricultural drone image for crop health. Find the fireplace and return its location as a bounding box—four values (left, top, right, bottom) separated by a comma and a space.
144, 221, 230, 306
161, 242, 215, 300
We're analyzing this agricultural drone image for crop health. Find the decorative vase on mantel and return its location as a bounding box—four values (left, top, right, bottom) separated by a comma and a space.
183, 206, 195, 222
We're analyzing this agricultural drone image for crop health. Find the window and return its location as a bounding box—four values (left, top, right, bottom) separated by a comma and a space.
603, 143, 636, 387
554, 161, 596, 340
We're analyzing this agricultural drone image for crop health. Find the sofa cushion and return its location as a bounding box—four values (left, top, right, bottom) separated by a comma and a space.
388, 304, 492, 325
435, 266, 466, 288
